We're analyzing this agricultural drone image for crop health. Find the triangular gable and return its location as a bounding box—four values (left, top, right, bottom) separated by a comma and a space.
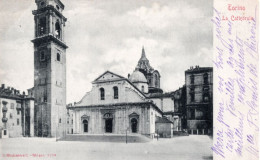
92, 70, 148, 99
93, 70, 125, 82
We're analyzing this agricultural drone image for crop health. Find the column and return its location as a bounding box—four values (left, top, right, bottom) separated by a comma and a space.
34, 16, 38, 38
49, 13, 53, 35
73, 110, 76, 134
30, 101, 35, 137
61, 19, 64, 41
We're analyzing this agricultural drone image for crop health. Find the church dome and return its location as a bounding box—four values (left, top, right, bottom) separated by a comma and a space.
129, 70, 147, 83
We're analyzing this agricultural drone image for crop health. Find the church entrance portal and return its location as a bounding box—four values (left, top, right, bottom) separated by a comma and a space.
105, 119, 113, 133
83, 120, 88, 133
131, 118, 138, 133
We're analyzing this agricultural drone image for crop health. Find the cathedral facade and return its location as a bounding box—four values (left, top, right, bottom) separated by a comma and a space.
69, 49, 175, 137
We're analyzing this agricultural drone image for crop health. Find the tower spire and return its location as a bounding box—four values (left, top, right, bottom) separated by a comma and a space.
135, 47, 153, 71
140, 46, 148, 61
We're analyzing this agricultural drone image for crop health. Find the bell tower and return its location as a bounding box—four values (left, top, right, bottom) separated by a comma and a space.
32, 0, 68, 137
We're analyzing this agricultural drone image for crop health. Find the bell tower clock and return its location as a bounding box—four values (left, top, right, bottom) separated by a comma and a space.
32, 0, 68, 137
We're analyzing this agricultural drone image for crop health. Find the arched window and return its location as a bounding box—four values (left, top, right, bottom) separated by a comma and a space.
39, 17, 46, 36
148, 79, 152, 85
40, 51, 45, 61
203, 93, 209, 102
55, 21, 61, 39
154, 74, 158, 87
190, 87, 195, 102
57, 53, 61, 61
113, 86, 118, 99
56, 5, 60, 10
141, 86, 144, 92
100, 88, 105, 100
40, 2, 45, 6
190, 75, 194, 84
203, 73, 208, 84
189, 108, 195, 119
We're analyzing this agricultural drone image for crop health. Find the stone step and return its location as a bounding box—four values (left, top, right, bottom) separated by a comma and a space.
59, 134, 151, 143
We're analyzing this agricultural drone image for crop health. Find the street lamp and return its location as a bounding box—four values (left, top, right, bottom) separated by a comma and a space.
126, 127, 129, 144
157, 129, 159, 141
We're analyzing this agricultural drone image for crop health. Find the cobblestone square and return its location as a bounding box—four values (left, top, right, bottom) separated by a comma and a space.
0, 135, 212, 160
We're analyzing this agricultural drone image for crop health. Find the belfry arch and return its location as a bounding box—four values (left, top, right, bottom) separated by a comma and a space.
55, 21, 61, 39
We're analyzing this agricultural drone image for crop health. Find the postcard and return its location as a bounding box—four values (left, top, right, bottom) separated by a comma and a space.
0, 0, 258, 160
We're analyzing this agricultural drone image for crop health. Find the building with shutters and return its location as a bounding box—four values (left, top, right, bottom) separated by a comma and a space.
185, 66, 213, 135
0, 84, 34, 138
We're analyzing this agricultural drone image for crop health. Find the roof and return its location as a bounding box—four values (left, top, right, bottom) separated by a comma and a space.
185, 66, 213, 74
0, 86, 23, 100
69, 101, 164, 115
155, 117, 173, 124
147, 92, 174, 98
129, 70, 148, 83
56, 0, 65, 9
163, 111, 183, 116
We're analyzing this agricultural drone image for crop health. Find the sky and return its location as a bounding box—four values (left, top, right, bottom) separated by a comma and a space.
0, 0, 213, 103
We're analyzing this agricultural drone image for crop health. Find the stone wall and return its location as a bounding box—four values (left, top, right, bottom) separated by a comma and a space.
76, 79, 146, 107
0, 98, 22, 138
72, 104, 160, 136
155, 123, 172, 138
150, 97, 174, 112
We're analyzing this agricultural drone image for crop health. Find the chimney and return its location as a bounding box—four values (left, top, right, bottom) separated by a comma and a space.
128, 73, 130, 79
23, 91, 25, 95
1, 84, 5, 89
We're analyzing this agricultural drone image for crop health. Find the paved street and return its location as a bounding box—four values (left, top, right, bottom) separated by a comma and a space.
0, 135, 212, 160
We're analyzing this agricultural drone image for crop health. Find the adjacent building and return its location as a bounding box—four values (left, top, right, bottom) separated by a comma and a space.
66, 104, 74, 134
185, 66, 213, 135
164, 87, 186, 132
0, 84, 34, 138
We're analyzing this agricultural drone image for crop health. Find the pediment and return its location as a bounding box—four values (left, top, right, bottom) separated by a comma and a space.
81, 114, 90, 120
129, 112, 139, 119
93, 71, 125, 82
